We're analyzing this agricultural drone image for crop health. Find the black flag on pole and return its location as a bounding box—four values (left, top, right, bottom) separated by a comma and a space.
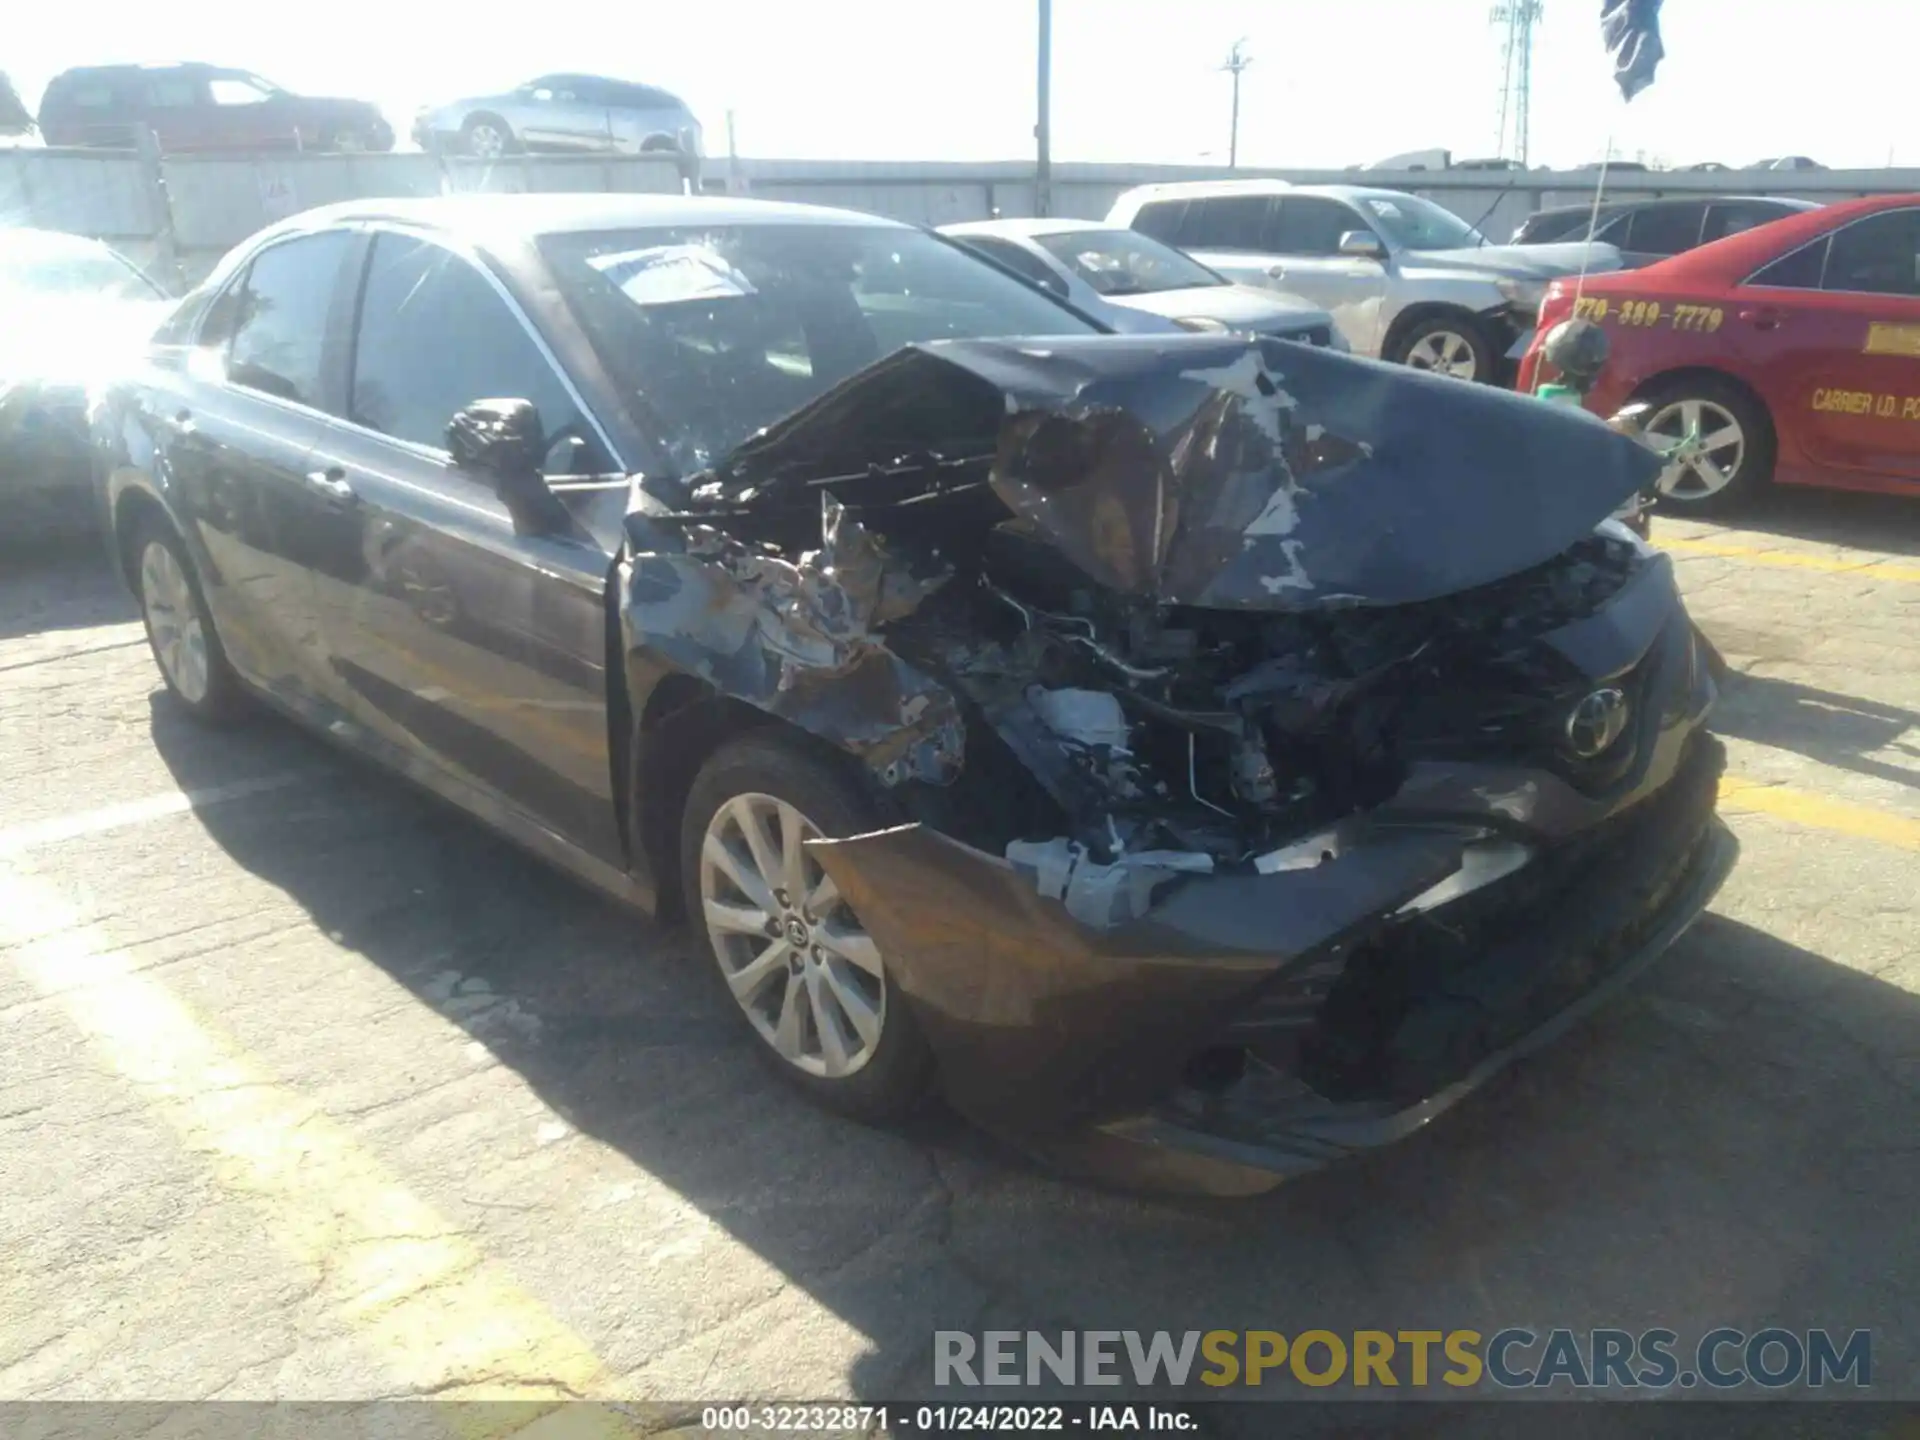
1601, 0, 1666, 100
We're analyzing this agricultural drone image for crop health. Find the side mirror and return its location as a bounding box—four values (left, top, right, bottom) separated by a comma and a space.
1338, 230, 1386, 259
448, 398, 566, 533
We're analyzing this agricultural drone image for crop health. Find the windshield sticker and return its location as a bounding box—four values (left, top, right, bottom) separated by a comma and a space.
588, 244, 758, 305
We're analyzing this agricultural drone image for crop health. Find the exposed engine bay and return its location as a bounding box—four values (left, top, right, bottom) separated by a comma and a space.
623, 333, 1664, 927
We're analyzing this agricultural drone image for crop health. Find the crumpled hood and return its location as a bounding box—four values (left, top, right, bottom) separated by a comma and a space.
1406, 241, 1622, 278
705, 333, 1661, 610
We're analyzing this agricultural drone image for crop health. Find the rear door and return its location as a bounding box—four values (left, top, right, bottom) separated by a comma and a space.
1163, 195, 1281, 288
1742, 208, 1920, 484
140, 70, 214, 151
518, 79, 603, 150
306, 229, 627, 861
158, 229, 364, 710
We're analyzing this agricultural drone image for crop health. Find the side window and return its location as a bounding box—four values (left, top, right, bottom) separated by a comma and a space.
1748, 237, 1828, 290
209, 78, 271, 106
146, 75, 200, 109
1183, 196, 1273, 251
959, 237, 1067, 296
1130, 200, 1188, 245
1624, 204, 1706, 256
1704, 203, 1785, 244
1822, 211, 1920, 298
65, 81, 118, 110
224, 231, 355, 406
350, 234, 602, 475
1267, 198, 1363, 256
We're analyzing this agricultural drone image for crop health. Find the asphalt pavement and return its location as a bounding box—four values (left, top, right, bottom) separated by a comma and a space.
2, 488, 1916, 1433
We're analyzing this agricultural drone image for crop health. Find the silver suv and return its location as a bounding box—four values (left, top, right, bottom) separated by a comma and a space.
414, 73, 702, 176
1107, 180, 1621, 383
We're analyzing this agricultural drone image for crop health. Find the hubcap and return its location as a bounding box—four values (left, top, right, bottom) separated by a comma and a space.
1645, 398, 1745, 500
1405, 330, 1480, 380
468, 124, 506, 159
699, 793, 887, 1079
140, 540, 210, 705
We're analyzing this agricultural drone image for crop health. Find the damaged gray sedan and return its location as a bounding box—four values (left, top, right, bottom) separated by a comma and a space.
94, 195, 1736, 1195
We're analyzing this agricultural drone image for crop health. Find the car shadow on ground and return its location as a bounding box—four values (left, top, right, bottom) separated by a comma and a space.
1711, 671, 1920, 791
0, 536, 135, 641
1691, 485, 1920, 555
146, 697, 1919, 1406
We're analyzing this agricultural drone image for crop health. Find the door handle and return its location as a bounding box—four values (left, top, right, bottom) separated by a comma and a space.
305, 467, 358, 508
1739, 306, 1786, 330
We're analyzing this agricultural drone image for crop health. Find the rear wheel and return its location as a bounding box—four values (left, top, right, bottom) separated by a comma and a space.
1639, 377, 1775, 512
132, 517, 243, 722
679, 732, 934, 1122
1386, 313, 1499, 383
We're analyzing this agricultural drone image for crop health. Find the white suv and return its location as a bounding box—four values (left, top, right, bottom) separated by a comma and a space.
1107, 180, 1621, 384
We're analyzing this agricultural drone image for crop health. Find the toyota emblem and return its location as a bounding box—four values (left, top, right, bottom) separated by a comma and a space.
1565, 687, 1629, 758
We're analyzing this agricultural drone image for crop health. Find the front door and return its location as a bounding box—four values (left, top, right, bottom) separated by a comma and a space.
308, 230, 626, 862
1262, 196, 1392, 354
1747, 208, 1920, 484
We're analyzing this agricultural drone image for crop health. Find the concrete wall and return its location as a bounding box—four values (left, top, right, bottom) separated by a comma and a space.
8, 146, 1918, 291
2, 147, 685, 287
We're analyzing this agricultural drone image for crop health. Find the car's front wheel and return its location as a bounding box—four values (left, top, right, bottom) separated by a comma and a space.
132, 517, 243, 722
1387, 313, 1498, 383
679, 732, 934, 1122
1639, 377, 1776, 513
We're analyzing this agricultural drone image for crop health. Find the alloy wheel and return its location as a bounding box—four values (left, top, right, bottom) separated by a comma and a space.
467, 123, 507, 159
140, 540, 210, 706
699, 792, 887, 1079
1645, 398, 1746, 501
1403, 330, 1481, 380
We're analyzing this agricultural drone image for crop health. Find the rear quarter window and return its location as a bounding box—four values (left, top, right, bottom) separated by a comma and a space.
1130, 200, 1189, 245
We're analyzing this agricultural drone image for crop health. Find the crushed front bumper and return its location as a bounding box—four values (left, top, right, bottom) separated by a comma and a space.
811, 727, 1733, 1195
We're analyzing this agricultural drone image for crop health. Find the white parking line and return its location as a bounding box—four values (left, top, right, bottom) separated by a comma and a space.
0, 772, 314, 857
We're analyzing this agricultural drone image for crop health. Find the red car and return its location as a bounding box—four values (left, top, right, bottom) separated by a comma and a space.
1518, 194, 1920, 511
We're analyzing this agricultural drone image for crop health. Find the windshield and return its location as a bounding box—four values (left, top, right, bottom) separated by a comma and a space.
1032, 228, 1224, 296
0, 237, 162, 301
1356, 193, 1487, 251
540, 223, 1098, 468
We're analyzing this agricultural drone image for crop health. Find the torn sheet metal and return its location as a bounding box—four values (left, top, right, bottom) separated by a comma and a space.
621, 495, 963, 785
699, 334, 1664, 612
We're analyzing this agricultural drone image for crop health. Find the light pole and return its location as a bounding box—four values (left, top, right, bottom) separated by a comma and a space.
1223, 38, 1252, 170
1036, 0, 1053, 215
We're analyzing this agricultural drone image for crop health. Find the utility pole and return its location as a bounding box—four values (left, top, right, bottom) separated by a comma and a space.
1222, 39, 1252, 170
1036, 0, 1053, 215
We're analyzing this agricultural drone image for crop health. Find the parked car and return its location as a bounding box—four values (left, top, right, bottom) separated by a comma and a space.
413, 75, 701, 174
939, 219, 1346, 348
38, 64, 392, 153
1520, 194, 1920, 511
93, 193, 1733, 1195
1512, 196, 1821, 267
1107, 180, 1621, 383
1, 228, 170, 540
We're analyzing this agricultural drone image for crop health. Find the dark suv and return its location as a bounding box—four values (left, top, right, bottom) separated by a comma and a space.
38, 64, 392, 153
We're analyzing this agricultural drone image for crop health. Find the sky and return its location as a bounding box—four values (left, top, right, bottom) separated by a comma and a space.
6, 0, 1915, 170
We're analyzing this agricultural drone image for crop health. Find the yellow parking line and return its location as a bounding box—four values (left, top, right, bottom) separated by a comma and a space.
1720, 775, 1920, 851
0, 865, 645, 1432
1661, 536, 1920, 584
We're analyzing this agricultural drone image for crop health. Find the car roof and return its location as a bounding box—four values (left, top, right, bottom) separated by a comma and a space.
1532, 194, 1818, 223
268, 192, 913, 243
1110, 178, 1294, 206
941, 218, 1127, 240
1590, 193, 1919, 285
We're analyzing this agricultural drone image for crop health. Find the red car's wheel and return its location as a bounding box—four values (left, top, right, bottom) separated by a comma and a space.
1640, 377, 1776, 513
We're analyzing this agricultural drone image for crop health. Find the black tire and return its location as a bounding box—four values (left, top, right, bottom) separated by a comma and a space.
129, 515, 245, 723
679, 730, 935, 1123
1385, 312, 1500, 384
1637, 375, 1776, 514
460, 112, 517, 159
